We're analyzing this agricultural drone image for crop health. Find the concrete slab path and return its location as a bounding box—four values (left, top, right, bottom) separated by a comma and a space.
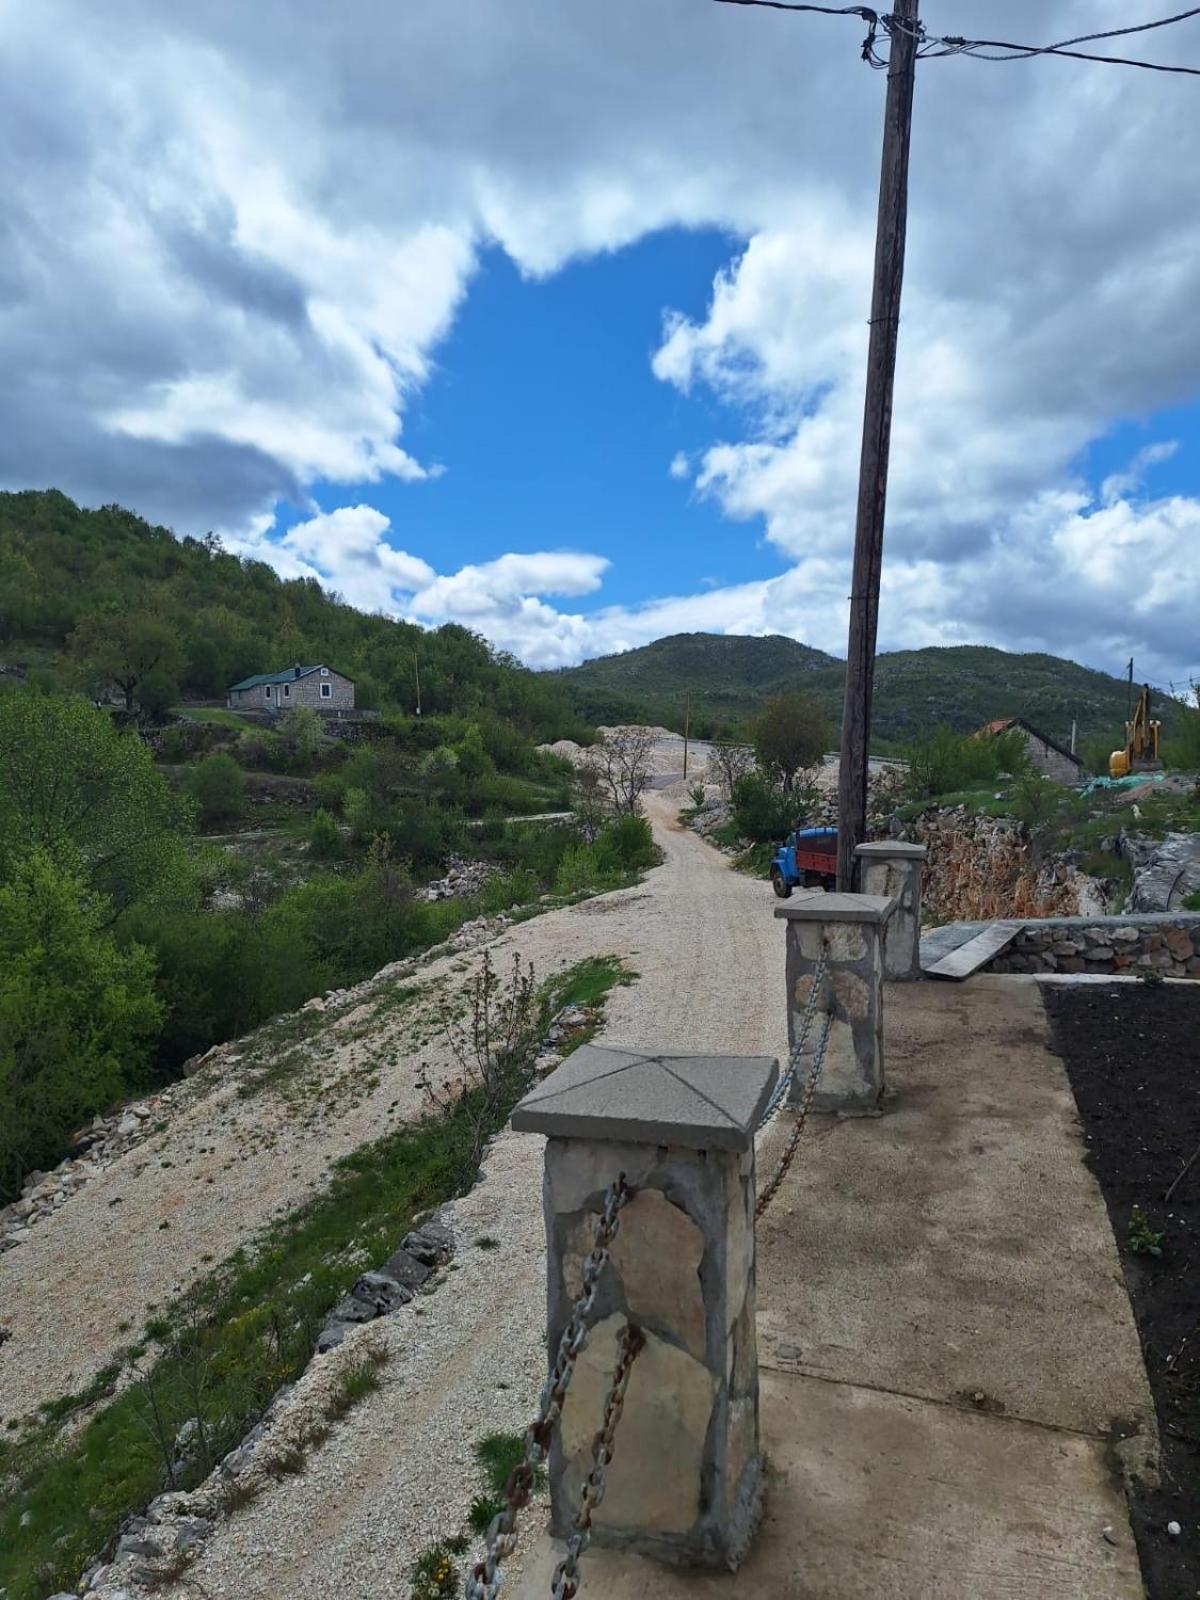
514, 978, 1154, 1599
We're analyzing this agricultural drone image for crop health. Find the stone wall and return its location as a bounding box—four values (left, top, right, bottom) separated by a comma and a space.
988, 914, 1200, 979
1020, 728, 1083, 785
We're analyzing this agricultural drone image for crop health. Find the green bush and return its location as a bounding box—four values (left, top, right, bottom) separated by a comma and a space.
1165, 706, 1200, 772
598, 813, 657, 871
0, 851, 162, 1200
312, 771, 347, 812
186, 753, 246, 826
553, 844, 610, 896
308, 808, 342, 860
479, 867, 539, 914
730, 773, 800, 844
905, 724, 1030, 800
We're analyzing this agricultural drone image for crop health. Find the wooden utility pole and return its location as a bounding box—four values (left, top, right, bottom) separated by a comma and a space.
683, 691, 692, 782
836, 0, 920, 891
414, 648, 422, 717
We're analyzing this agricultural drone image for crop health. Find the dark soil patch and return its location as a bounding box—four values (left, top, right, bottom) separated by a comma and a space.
1044, 982, 1200, 1600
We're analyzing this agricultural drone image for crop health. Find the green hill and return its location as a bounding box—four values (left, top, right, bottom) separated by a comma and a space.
0, 489, 585, 741
554, 632, 1167, 753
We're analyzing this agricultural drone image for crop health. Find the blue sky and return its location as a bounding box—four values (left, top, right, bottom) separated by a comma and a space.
289, 230, 793, 607
4, 0, 1200, 684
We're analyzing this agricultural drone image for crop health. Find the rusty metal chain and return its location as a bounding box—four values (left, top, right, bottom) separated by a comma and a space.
466, 1175, 632, 1600
756, 1005, 834, 1219
757, 946, 828, 1130
549, 1322, 645, 1599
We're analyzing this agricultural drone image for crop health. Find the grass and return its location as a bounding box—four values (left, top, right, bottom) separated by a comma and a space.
174, 706, 257, 731
0, 954, 632, 1600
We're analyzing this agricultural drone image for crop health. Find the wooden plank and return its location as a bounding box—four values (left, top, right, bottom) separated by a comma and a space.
924, 923, 1019, 981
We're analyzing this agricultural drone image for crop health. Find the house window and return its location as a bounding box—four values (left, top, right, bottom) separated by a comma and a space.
320, 682, 332, 699
283, 684, 290, 698
265, 685, 272, 699
320, 667, 329, 676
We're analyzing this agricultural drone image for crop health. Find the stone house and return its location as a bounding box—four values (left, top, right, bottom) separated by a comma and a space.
976, 716, 1084, 784
227, 663, 355, 714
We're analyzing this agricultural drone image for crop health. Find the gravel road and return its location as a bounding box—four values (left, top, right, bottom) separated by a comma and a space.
1, 784, 788, 1596
130, 793, 786, 1600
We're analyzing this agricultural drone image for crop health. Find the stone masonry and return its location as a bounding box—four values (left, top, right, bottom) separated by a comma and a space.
775, 894, 894, 1114
512, 1046, 778, 1570
855, 840, 926, 982
987, 912, 1200, 979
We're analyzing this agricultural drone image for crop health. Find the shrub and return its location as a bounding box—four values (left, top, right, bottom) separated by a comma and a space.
186, 754, 246, 826
312, 771, 347, 812
479, 867, 539, 914
553, 844, 610, 896
730, 773, 800, 844
0, 851, 162, 1200
308, 808, 342, 860
905, 724, 1030, 800
598, 813, 657, 872
278, 706, 324, 770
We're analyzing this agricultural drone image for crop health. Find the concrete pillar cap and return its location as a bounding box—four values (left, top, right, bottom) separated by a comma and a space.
774, 892, 896, 925
855, 840, 927, 860
512, 1045, 778, 1152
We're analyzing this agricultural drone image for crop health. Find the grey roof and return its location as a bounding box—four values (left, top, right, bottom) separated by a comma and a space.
228, 663, 354, 691
511, 1044, 778, 1151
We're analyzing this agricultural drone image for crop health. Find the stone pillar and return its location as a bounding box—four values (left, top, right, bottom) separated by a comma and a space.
511, 1045, 778, 1571
855, 840, 927, 981
774, 894, 894, 1114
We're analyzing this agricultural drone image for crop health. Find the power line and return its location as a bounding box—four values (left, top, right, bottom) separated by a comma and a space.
713, 0, 1200, 78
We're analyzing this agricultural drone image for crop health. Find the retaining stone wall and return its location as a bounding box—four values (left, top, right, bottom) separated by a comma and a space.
988, 914, 1200, 979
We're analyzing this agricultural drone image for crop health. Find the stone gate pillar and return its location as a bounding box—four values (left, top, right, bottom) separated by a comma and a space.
775, 893, 894, 1114
855, 840, 927, 981
511, 1045, 778, 1570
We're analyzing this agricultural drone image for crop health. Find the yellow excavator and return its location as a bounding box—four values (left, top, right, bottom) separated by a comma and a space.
1110, 668, 1163, 778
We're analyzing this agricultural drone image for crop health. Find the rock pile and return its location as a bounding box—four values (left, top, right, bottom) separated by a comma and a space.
317, 1212, 455, 1351
423, 854, 496, 902
1125, 831, 1200, 913
0, 1094, 181, 1251
992, 916, 1200, 978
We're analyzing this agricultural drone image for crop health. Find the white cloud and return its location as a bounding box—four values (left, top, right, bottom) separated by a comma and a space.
1, 0, 1199, 679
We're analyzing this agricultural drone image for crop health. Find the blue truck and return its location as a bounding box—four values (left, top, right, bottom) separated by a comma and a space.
770, 825, 838, 898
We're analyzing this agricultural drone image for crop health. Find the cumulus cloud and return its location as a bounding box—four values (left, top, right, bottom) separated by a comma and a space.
2, 0, 1199, 677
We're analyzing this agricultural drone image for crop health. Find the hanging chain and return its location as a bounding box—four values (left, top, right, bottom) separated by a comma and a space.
756, 1003, 835, 1219
549, 1322, 645, 1599
757, 945, 828, 1130
466, 1176, 632, 1600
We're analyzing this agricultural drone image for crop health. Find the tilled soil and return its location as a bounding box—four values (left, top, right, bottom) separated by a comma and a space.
1044, 982, 1200, 1600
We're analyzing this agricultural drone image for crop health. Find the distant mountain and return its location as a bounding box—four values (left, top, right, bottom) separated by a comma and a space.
553, 632, 1165, 752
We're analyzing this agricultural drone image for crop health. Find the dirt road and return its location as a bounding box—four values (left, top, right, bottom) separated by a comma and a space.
0, 793, 785, 1427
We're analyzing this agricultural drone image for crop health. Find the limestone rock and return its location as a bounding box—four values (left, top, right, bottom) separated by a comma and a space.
559, 1314, 717, 1537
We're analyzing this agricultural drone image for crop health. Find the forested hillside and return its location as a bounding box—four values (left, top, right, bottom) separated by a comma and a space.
555, 631, 1171, 751
0, 489, 583, 738
0, 492, 667, 1204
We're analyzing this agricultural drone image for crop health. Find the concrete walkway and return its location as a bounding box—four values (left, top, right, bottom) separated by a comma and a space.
514, 977, 1153, 1599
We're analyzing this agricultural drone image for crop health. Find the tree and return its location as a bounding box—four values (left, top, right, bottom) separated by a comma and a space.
0, 849, 162, 1199
278, 705, 323, 769
185, 754, 246, 826
68, 608, 184, 712
0, 693, 195, 919
751, 693, 831, 793
582, 727, 657, 816
706, 741, 755, 801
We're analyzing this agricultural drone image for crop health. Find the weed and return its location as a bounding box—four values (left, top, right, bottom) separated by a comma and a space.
1140, 968, 1166, 988
474, 1235, 501, 1251
325, 1359, 384, 1422
1128, 1205, 1165, 1257
475, 1430, 543, 1495
469, 1492, 504, 1535
411, 1540, 460, 1599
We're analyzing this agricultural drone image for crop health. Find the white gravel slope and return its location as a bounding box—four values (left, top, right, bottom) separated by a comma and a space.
142, 796, 786, 1599
1, 786, 788, 1596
